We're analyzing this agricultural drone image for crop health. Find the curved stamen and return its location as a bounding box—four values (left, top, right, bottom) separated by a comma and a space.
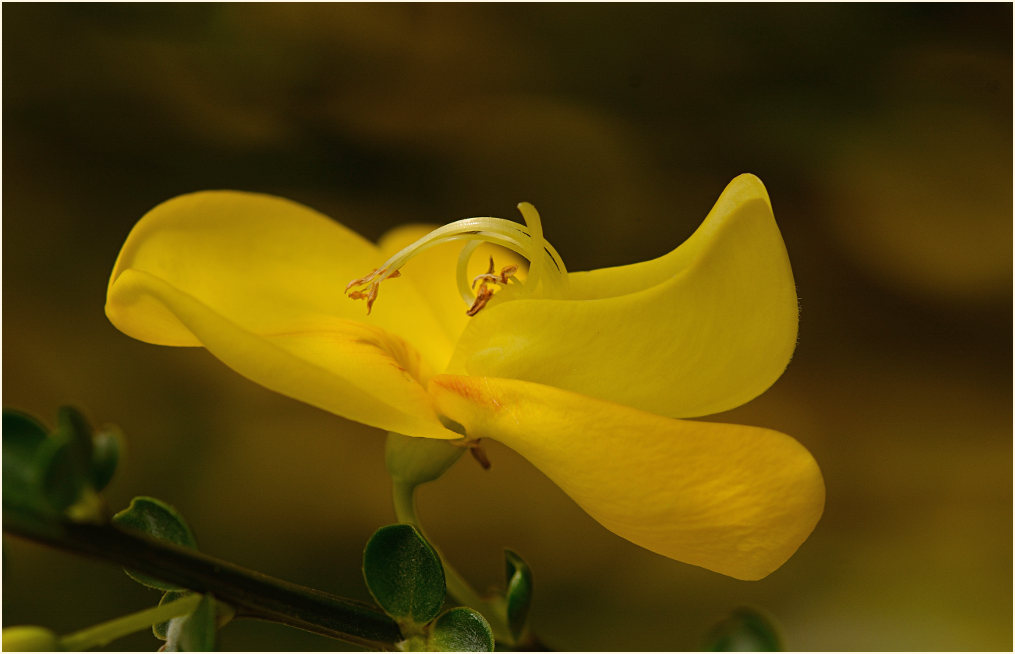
346, 205, 567, 314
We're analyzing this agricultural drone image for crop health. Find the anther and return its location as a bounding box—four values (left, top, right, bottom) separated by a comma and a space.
448, 437, 492, 470
466, 285, 495, 317
471, 257, 519, 289
345, 268, 400, 314
470, 443, 492, 470
466, 257, 518, 316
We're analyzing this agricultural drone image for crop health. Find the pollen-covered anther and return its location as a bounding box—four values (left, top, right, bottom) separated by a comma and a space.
466, 285, 494, 317
346, 268, 400, 314
471, 257, 519, 289
466, 258, 518, 317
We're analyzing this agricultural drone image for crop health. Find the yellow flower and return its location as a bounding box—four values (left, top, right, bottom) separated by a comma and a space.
106, 174, 824, 580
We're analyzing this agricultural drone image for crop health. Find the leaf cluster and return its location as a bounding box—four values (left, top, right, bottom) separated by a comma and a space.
113, 497, 228, 650
363, 524, 495, 651
2, 407, 517, 651
3, 407, 121, 521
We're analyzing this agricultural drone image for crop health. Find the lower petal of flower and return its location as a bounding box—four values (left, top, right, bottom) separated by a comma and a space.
109, 268, 457, 439
428, 374, 825, 580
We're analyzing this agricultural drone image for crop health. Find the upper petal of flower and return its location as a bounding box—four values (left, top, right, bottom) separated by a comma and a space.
106, 191, 457, 438
429, 374, 825, 580
447, 174, 798, 418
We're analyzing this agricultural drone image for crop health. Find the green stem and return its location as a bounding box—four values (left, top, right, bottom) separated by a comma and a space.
391, 481, 418, 534
3, 507, 401, 650
391, 481, 511, 643
58, 594, 201, 651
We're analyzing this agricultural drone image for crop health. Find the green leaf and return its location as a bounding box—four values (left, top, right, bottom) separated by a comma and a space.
704, 607, 783, 651
33, 407, 96, 513
2, 410, 48, 454
112, 496, 197, 590
166, 594, 216, 652
90, 424, 123, 492
113, 497, 197, 548
363, 524, 445, 625
154, 591, 192, 640
35, 436, 90, 513
2, 410, 49, 511
4, 408, 121, 519
503, 549, 533, 641
54, 406, 94, 466
427, 607, 495, 652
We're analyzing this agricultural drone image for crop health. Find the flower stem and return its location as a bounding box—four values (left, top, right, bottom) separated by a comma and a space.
390, 481, 511, 643
2, 507, 401, 650
58, 594, 201, 651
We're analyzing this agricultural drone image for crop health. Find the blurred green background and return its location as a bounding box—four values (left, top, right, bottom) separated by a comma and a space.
3, 3, 1011, 651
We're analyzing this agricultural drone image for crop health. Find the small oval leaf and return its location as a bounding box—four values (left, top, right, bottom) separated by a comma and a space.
2, 410, 48, 452
2, 410, 49, 511
428, 607, 495, 652
704, 607, 783, 651
154, 591, 192, 640
35, 437, 90, 512
166, 594, 216, 652
113, 496, 197, 590
503, 549, 533, 641
29, 407, 100, 514
363, 524, 445, 625
54, 407, 94, 475
90, 425, 124, 492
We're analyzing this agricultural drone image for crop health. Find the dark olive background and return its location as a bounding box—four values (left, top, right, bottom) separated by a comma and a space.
3, 4, 1011, 650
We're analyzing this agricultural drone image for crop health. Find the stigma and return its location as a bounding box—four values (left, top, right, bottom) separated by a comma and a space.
346, 203, 567, 315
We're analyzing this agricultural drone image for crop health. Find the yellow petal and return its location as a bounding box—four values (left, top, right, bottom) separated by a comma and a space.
448, 174, 798, 418
106, 191, 459, 437
429, 374, 824, 580
111, 268, 455, 439
106, 191, 453, 367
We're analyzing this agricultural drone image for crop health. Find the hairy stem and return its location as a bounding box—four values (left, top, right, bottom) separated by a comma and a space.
3, 508, 401, 650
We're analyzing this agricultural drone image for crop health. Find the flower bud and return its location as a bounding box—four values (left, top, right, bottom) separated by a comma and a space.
2, 626, 60, 651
